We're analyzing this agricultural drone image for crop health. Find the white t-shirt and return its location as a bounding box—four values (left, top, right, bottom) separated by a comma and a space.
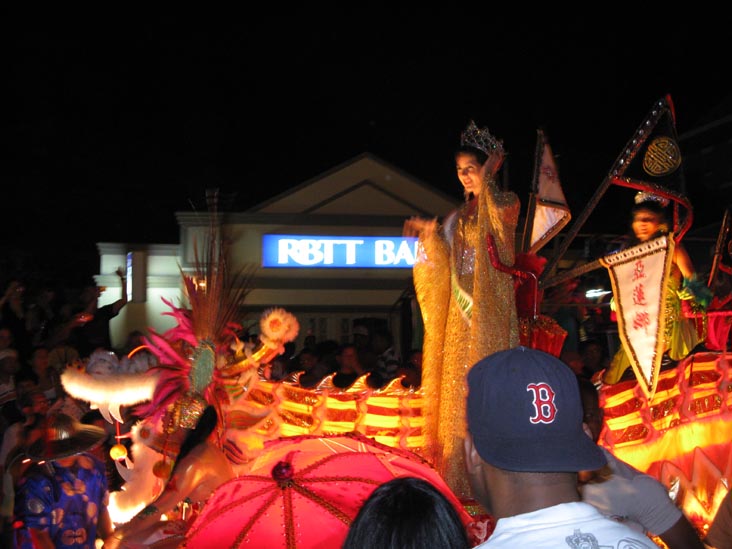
477, 501, 657, 548
580, 447, 682, 536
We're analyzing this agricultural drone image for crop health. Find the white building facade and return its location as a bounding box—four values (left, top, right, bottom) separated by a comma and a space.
96, 153, 459, 357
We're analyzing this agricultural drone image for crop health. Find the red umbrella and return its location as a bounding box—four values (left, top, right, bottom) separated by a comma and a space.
182, 432, 473, 549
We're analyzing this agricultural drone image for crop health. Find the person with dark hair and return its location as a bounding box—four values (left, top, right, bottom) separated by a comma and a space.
0, 388, 48, 544
464, 347, 656, 547
0, 348, 23, 427
397, 348, 422, 389
578, 338, 609, 380
332, 343, 366, 389
262, 352, 290, 381
295, 347, 319, 384
577, 377, 704, 548
104, 402, 233, 548
296, 346, 332, 389
352, 324, 378, 373
403, 120, 520, 498
342, 477, 470, 549
543, 277, 587, 355
25, 285, 58, 349
23, 346, 61, 402
368, 328, 401, 389
68, 268, 128, 359
603, 194, 712, 384
13, 413, 113, 548
0, 279, 33, 367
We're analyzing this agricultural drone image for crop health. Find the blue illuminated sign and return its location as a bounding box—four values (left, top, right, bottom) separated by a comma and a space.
262, 235, 419, 268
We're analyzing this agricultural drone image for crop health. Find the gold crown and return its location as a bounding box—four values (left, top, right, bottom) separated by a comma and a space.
460, 120, 505, 156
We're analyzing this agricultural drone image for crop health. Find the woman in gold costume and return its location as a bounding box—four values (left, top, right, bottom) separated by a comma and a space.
403, 121, 520, 499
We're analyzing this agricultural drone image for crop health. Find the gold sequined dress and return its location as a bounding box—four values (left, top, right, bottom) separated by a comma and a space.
413, 175, 520, 499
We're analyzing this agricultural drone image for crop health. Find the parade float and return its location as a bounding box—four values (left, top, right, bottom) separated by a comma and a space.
57, 96, 732, 546
58, 153, 569, 547
537, 95, 732, 537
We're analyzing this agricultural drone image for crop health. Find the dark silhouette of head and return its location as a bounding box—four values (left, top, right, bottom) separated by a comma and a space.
343, 477, 469, 549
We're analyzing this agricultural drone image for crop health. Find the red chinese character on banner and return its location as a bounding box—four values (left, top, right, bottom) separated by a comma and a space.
633, 311, 651, 331
632, 260, 646, 282
632, 284, 647, 306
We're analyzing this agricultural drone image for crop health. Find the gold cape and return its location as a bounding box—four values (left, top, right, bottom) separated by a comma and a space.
414, 175, 519, 499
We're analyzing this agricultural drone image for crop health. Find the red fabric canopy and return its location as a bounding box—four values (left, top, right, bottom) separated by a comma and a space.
183, 432, 472, 549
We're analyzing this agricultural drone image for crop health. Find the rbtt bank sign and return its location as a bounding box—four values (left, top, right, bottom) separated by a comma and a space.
262, 235, 419, 268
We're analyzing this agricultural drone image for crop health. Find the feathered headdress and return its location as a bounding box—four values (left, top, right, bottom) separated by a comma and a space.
133, 189, 260, 443
60, 190, 300, 519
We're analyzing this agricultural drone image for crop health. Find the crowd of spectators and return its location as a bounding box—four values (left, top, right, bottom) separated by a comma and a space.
262, 324, 422, 391
0, 274, 133, 546
2, 273, 720, 548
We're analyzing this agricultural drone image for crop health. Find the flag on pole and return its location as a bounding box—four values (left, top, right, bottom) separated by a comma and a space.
608, 95, 685, 194
523, 129, 571, 254
708, 206, 732, 287
599, 95, 696, 396
539, 95, 690, 284
607, 94, 693, 240
601, 234, 675, 399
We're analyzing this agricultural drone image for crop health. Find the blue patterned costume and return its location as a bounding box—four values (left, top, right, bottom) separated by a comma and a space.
13, 453, 108, 549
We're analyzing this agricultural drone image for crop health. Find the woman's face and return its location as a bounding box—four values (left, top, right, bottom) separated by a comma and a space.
632, 209, 663, 242
456, 152, 483, 197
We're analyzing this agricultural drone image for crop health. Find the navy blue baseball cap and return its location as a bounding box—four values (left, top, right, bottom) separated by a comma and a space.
467, 346, 606, 472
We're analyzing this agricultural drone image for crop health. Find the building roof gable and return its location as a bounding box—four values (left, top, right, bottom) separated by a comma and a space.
247, 152, 459, 217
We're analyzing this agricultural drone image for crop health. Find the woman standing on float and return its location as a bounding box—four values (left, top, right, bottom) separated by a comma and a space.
404, 121, 520, 499
602, 193, 710, 385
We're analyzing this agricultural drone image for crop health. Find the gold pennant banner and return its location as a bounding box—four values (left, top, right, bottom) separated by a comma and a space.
600, 235, 675, 398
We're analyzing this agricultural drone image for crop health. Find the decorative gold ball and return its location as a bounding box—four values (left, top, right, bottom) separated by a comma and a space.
109, 444, 128, 461
153, 459, 173, 478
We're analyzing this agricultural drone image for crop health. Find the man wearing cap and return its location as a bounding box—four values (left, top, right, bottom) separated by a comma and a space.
12, 413, 113, 548
463, 346, 657, 547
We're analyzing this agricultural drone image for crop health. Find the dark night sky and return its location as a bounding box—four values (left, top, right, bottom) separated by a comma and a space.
3, 12, 730, 286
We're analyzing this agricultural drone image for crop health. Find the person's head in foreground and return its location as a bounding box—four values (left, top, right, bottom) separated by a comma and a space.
465, 346, 606, 515
463, 347, 663, 547
342, 476, 470, 549
466, 347, 606, 518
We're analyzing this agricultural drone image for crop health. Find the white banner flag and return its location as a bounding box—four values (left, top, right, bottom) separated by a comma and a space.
529, 140, 571, 253
600, 235, 674, 398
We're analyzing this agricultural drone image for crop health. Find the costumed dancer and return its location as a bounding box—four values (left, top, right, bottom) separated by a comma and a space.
104, 398, 234, 548
58, 195, 300, 538
602, 192, 712, 385
403, 120, 520, 499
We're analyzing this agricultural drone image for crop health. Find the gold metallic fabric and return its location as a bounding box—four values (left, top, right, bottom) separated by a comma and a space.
413, 176, 519, 498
